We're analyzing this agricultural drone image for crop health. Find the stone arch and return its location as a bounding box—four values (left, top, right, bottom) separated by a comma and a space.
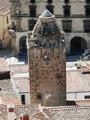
70, 36, 87, 54
19, 36, 27, 54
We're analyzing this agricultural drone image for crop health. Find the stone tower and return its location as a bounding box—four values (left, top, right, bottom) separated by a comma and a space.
28, 10, 66, 106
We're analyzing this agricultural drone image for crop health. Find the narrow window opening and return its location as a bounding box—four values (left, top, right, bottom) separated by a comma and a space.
47, 0, 52, 3
21, 95, 25, 104
85, 95, 90, 99
30, 0, 35, 3
62, 20, 72, 32
29, 6, 36, 17
86, 0, 90, 4
64, 0, 69, 3
85, 6, 90, 16
63, 6, 70, 17
6, 16, 9, 24
84, 20, 90, 32
28, 19, 36, 30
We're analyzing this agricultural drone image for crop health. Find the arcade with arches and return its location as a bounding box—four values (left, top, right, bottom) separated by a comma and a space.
70, 36, 87, 55
19, 36, 27, 54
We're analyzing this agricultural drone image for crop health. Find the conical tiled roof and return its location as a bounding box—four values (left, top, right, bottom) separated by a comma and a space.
33, 10, 60, 36
0, 0, 10, 13
39, 10, 54, 18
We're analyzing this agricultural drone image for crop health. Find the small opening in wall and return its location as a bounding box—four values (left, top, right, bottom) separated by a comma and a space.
86, 0, 90, 4
59, 61, 61, 64
21, 95, 25, 104
0, 88, 2, 91
37, 93, 42, 100
31, 0, 35, 3
64, 0, 69, 3
0, 71, 10, 80
85, 95, 90, 99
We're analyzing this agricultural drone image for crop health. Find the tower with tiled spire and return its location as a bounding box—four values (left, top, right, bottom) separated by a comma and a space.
28, 10, 66, 106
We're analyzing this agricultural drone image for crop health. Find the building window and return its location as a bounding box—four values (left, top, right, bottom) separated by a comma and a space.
64, 0, 69, 3
85, 95, 90, 99
84, 20, 90, 32
6, 16, 9, 24
63, 6, 70, 17
30, 0, 35, 3
29, 6, 36, 17
85, 6, 90, 16
47, 0, 52, 3
11, 22, 16, 31
46, 5, 54, 14
62, 20, 72, 32
28, 19, 36, 30
21, 95, 25, 104
0, 72, 10, 80
86, 0, 90, 4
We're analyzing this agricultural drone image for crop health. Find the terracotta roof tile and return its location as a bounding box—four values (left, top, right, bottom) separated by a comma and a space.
81, 64, 90, 74
0, 96, 21, 106
12, 77, 30, 93
75, 99, 90, 106
66, 70, 90, 93
0, 0, 10, 13
0, 79, 21, 105
10, 64, 28, 74
0, 58, 9, 72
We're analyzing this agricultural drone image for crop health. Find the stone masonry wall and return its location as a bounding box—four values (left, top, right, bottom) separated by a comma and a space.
29, 47, 66, 106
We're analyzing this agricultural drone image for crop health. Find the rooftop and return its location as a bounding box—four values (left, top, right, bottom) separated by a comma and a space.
81, 63, 90, 74
10, 64, 28, 74
12, 77, 30, 93
0, 79, 21, 105
0, 0, 10, 13
0, 58, 10, 72
66, 66, 90, 93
